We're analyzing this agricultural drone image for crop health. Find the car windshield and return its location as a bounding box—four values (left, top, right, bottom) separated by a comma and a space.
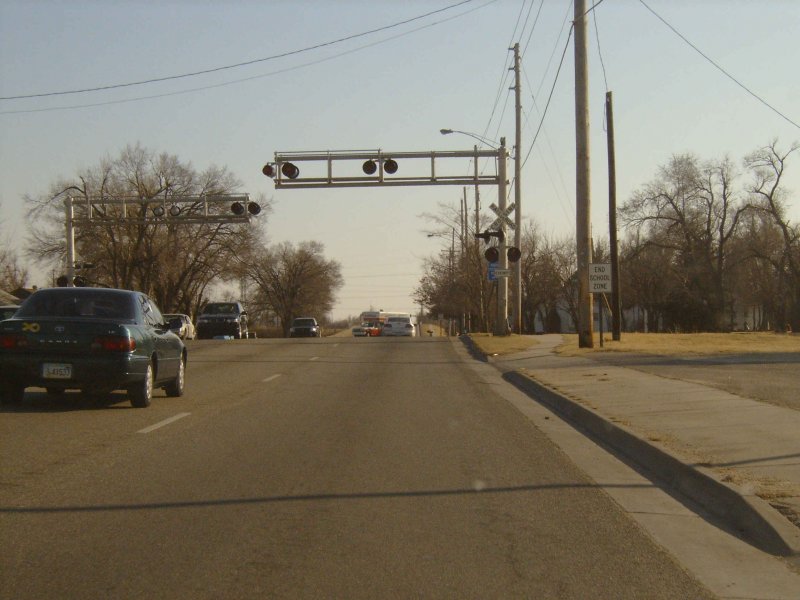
294, 319, 316, 326
202, 303, 238, 315
15, 290, 135, 320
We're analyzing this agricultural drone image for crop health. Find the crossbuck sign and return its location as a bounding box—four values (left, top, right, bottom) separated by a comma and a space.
489, 202, 515, 231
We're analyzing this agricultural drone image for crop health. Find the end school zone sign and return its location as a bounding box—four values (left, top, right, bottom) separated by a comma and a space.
588, 263, 612, 293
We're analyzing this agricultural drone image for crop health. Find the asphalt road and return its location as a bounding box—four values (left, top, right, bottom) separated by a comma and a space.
1, 336, 716, 599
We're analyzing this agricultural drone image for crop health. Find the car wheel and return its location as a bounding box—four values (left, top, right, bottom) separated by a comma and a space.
129, 361, 154, 408
1, 384, 25, 405
164, 355, 185, 397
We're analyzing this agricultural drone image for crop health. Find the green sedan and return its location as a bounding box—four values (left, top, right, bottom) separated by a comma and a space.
0, 287, 186, 408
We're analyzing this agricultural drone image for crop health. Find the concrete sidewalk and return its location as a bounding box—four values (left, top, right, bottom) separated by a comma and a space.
483, 334, 800, 559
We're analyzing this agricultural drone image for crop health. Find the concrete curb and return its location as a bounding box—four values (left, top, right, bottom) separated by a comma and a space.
502, 369, 800, 557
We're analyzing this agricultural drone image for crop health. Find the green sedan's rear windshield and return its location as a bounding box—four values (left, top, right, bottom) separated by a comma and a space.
16, 290, 135, 320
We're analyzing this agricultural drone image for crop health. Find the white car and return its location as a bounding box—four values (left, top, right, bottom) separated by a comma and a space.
381, 316, 416, 337
164, 313, 196, 340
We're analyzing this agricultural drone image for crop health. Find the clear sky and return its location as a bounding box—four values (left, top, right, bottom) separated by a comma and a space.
2, 0, 798, 321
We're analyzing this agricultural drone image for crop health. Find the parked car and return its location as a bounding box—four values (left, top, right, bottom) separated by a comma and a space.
289, 317, 321, 338
0, 305, 20, 321
381, 316, 416, 337
196, 301, 248, 339
0, 287, 186, 408
163, 313, 195, 340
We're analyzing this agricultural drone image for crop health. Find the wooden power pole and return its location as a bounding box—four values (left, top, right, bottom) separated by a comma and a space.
574, 0, 593, 347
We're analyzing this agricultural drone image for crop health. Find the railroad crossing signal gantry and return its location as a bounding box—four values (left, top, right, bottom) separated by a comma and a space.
263, 145, 511, 335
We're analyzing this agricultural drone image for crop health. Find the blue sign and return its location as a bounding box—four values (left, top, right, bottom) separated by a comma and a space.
487, 261, 498, 281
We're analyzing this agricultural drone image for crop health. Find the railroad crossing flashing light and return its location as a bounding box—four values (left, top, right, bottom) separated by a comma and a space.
383, 158, 398, 174
168, 204, 182, 217
152, 205, 165, 218
362, 158, 399, 175
232, 201, 262, 216
484, 247, 499, 263
262, 163, 276, 177
507, 247, 522, 263
281, 162, 300, 179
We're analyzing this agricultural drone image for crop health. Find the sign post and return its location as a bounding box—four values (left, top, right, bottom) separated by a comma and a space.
589, 263, 612, 347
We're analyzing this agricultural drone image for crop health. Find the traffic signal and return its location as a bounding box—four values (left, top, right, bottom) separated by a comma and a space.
232, 201, 261, 216
262, 163, 276, 177
281, 162, 300, 179
362, 158, 398, 175
56, 275, 88, 287
484, 247, 499, 263
507, 246, 522, 263
383, 158, 398, 174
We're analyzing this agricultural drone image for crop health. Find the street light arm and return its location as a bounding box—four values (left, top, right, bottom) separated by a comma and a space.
440, 128, 500, 150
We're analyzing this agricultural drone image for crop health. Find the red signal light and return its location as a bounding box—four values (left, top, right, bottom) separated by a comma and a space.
507, 246, 522, 263
281, 162, 300, 179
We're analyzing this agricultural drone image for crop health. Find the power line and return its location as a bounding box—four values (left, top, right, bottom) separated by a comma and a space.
639, 0, 799, 130
1, 1, 498, 115
1, 0, 478, 101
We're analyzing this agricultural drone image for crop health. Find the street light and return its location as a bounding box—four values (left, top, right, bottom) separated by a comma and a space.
439, 129, 501, 150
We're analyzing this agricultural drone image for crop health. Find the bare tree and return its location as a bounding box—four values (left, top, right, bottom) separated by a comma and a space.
0, 202, 30, 292
23, 144, 267, 314
743, 140, 800, 329
245, 241, 343, 335
621, 153, 747, 331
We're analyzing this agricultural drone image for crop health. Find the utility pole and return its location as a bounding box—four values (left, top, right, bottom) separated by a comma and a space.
511, 42, 523, 335
606, 91, 622, 341
574, 0, 594, 348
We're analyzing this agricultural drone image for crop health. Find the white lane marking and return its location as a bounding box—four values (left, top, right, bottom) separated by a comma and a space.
138, 412, 191, 434
262, 374, 282, 383
309, 356, 320, 361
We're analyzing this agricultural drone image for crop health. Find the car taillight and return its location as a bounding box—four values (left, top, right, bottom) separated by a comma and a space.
0, 333, 27, 349
92, 335, 136, 352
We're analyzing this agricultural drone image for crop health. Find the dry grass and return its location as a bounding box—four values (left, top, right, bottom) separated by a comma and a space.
468, 331, 800, 357
556, 331, 800, 356
468, 333, 540, 356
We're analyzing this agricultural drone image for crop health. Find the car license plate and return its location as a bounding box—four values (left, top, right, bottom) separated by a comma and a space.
43, 363, 72, 379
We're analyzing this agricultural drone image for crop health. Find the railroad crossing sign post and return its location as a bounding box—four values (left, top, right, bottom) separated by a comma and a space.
263, 141, 510, 335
